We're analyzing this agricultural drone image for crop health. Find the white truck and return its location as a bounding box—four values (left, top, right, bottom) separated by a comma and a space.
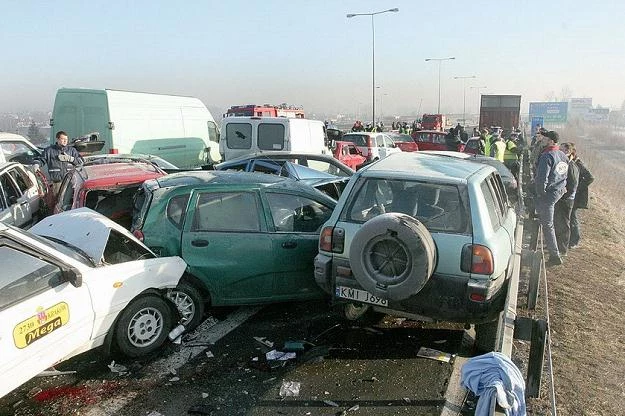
49, 88, 221, 168
219, 116, 328, 161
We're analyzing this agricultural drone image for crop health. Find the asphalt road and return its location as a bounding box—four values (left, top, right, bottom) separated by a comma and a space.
2, 300, 475, 416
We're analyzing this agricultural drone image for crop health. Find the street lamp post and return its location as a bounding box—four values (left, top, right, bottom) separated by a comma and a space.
425, 57, 455, 114
469, 86, 487, 126
347, 8, 399, 126
453, 75, 476, 125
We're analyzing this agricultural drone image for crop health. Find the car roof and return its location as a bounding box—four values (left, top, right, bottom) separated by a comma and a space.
0, 132, 31, 141
414, 130, 446, 134
78, 162, 165, 188
359, 152, 493, 183
0, 161, 22, 171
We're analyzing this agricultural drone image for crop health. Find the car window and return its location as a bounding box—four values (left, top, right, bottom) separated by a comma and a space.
384, 136, 395, 148
258, 123, 285, 150
58, 174, 74, 210
375, 135, 384, 147
0, 244, 64, 310
480, 180, 501, 228
207, 121, 219, 144
344, 178, 467, 232
491, 175, 509, 213
102, 229, 154, 264
415, 133, 429, 143
1, 142, 38, 164
266, 193, 333, 233
342, 135, 368, 146
433, 134, 446, 144
191, 192, 260, 232
251, 160, 284, 175
0, 172, 21, 200
304, 159, 345, 177
9, 168, 32, 194
226, 123, 252, 149
167, 194, 190, 229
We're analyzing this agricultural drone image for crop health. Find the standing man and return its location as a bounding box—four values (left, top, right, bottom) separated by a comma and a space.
569, 145, 594, 248
554, 142, 579, 256
490, 134, 506, 162
38, 131, 83, 197
535, 131, 569, 266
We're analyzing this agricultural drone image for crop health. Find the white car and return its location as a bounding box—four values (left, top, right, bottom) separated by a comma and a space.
340, 132, 402, 162
0, 161, 43, 228
0, 132, 43, 165
0, 208, 187, 398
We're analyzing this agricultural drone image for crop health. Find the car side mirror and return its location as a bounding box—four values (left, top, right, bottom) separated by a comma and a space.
63, 268, 83, 287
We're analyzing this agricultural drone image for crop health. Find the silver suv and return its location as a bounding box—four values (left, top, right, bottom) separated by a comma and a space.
314, 152, 516, 344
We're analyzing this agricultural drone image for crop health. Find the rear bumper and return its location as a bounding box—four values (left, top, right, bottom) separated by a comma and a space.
315, 254, 507, 324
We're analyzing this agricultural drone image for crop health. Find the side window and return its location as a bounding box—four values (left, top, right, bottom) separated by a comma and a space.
258, 123, 285, 150
384, 136, 395, 148
492, 175, 509, 212
226, 123, 252, 149
375, 135, 384, 147
433, 134, 445, 144
9, 168, 32, 193
207, 121, 219, 144
0, 245, 63, 310
266, 193, 332, 233
103, 230, 154, 264
191, 192, 260, 232
480, 180, 501, 229
167, 194, 190, 229
59, 176, 75, 210
0, 172, 21, 201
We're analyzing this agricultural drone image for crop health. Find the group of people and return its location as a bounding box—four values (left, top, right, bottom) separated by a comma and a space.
531, 128, 594, 266
351, 120, 386, 133
476, 127, 525, 177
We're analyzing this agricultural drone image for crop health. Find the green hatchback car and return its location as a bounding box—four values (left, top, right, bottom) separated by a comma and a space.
131, 171, 336, 329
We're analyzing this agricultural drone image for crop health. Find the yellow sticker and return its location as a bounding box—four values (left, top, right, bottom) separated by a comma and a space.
13, 302, 70, 349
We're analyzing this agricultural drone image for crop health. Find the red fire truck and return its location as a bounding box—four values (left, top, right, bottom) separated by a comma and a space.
225, 104, 305, 118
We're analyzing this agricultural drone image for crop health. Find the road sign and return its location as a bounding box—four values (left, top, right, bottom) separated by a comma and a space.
531, 117, 544, 136
529, 102, 568, 123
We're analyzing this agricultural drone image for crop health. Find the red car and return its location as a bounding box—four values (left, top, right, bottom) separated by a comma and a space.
54, 162, 166, 229
332, 140, 367, 170
387, 132, 419, 152
411, 130, 464, 152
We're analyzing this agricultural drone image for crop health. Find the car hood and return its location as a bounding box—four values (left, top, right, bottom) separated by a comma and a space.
30, 207, 152, 265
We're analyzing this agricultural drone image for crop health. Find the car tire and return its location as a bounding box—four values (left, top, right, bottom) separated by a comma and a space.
349, 213, 436, 301
167, 281, 205, 331
114, 295, 173, 358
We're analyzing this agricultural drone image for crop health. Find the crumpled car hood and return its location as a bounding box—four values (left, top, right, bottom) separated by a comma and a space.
30, 207, 150, 265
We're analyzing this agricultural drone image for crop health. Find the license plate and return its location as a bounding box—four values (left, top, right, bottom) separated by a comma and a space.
336, 286, 388, 306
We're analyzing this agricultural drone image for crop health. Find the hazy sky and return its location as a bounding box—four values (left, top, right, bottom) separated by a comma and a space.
2, 0, 624, 117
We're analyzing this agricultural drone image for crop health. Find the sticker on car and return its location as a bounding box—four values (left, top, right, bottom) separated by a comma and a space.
336, 286, 388, 306
13, 302, 70, 348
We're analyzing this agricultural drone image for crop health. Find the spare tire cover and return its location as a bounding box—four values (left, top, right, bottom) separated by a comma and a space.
349, 213, 436, 301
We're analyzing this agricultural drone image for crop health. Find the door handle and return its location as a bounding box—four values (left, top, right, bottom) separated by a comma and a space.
20, 200, 29, 206
281, 241, 297, 249
191, 239, 209, 247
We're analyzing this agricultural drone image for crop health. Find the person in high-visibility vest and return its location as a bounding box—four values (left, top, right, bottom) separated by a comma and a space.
481, 128, 491, 156
490, 135, 506, 162
503, 135, 519, 178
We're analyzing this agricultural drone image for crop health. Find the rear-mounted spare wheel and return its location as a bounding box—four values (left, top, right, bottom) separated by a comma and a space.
349, 213, 436, 301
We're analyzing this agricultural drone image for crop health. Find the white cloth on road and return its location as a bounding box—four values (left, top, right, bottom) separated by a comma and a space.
460, 352, 526, 416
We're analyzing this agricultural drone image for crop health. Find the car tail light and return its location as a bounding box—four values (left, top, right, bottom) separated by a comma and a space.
461, 244, 494, 275
109, 148, 119, 154
133, 229, 144, 241
319, 226, 345, 253
470, 293, 486, 302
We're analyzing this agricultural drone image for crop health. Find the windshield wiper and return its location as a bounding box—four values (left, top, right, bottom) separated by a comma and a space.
41, 235, 97, 266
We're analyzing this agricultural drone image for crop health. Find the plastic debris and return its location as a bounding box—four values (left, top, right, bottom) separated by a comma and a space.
323, 399, 339, 407
169, 376, 180, 382
417, 347, 454, 363
254, 336, 274, 348
279, 381, 301, 397
107, 360, 128, 374
348, 404, 360, 411
206, 351, 214, 358
433, 339, 447, 344
266, 350, 296, 361
168, 324, 186, 341
402, 397, 412, 403
28, 387, 42, 398
283, 341, 306, 352
201, 393, 209, 399
36, 369, 77, 377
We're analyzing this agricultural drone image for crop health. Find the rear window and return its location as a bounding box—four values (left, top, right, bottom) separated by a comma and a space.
343, 177, 468, 233
342, 134, 368, 146
167, 194, 190, 229
86, 186, 140, 229
226, 123, 252, 149
258, 123, 285, 150
131, 185, 152, 231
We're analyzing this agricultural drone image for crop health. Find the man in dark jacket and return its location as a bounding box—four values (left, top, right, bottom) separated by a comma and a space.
535, 130, 569, 266
569, 145, 594, 248
37, 131, 83, 196
554, 142, 579, 256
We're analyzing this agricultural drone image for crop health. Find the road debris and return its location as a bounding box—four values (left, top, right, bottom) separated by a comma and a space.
279, 381, 300, 397
417, 347, 454, 363
323, 399, 339, 407
36, 369, 77, 377
266, 350, 296, 361
107, 360, 128, 374
254, 336, 274, 348
205, 351, 214, 358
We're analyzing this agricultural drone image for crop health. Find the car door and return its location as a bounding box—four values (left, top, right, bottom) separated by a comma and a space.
0, 170, 31, 227
0, 240, 93, 398
180, 190, 274, 305
9, 166, 39, 216
383, 135, 400, 155
263, 191, 333, 300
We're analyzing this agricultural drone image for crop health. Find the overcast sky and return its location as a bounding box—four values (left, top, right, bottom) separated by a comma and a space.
2, 0, 623, 117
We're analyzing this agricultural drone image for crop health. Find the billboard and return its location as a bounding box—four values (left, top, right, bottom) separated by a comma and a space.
585, 108, 609, 122
529, 102, 568, 123
569, 98, 592, 117
531, 117, 544, 136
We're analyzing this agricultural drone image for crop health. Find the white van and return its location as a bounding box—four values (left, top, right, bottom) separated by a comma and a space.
219, 117, 328, 161
50, 88, 221, 169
